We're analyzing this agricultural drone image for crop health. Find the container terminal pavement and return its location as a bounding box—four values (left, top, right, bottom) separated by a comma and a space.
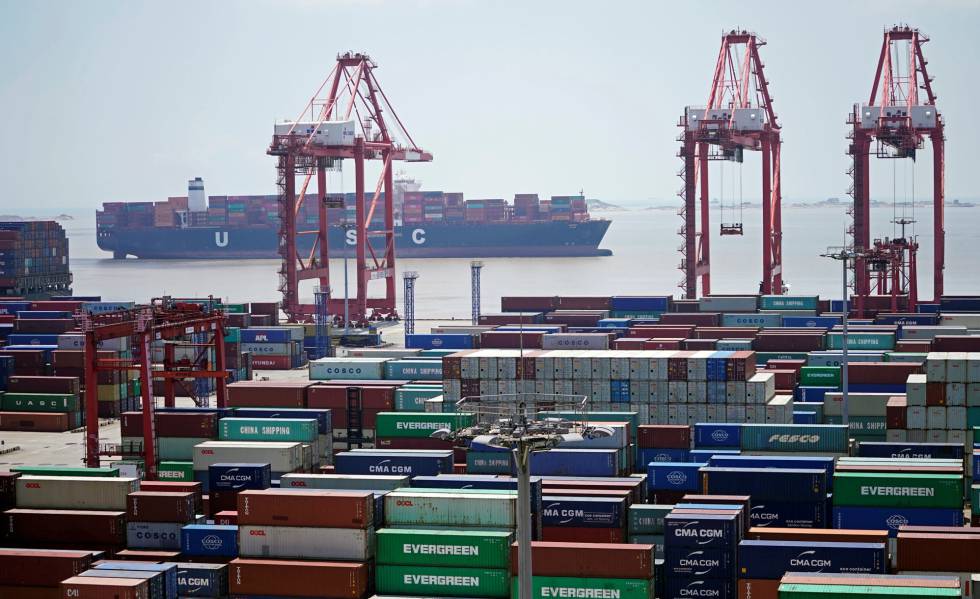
3, 294, 980, 598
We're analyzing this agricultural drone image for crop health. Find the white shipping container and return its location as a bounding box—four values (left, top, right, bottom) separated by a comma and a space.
746, 372, 775, 405
823, 393, 891, 417
127, 521, 183, 549
968, 383, 980, 407
726, 381, 746, 404
886, 429, 908, 442
907, 406, 926, 429
342, 348, 422, 358
946, 352, 968, 384
699, 296, 759, 312
726, 405, 746, 422
969, 354, 980, 383
948, 429, 967, 445
904, 327, 968, 341
947, 406, 967, 430
939, 314, 980, 329
309, 357, 389, 380
906, 374, 927, 406
926, 430, 947, 443
15, 476, 138, 510
668, 382, 687, 403
907, 430, 927, 443
926, 406, 947, 429
239, 525, 374, 560
192, 441, 303, 472
925, 353, 948, 382
766, 395, 794, 423
946, 383, 966, 406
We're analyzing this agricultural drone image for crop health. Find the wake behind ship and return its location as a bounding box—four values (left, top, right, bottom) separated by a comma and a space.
97, 178, 612, 259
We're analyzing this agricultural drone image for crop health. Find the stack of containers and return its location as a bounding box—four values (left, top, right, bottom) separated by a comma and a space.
777, 572, 962, 599
218, 415, 321, 471
636, 424, 690, 469
207, 462, 272, 515
306, 381, 403, 451
192, 441, 303, 492
891, 352, 978, 444
1, 374, 82, 432
896, 526, 980, 586
309, 356, 391, 380
394, 382, 444, 411
515, 542, 656, 599
335, 448, 455, 477
664, 508, 742, 599
0, 548, 95, 597
9, 475, 138, 552
540, 488, 628, 543
627, 504, 672, 555
384, 357, 443, 381
373, 411, 473, 455
376, 487, 516, 598
701, 461, 830, 529
241, 325, 306, 370
832, 462, 964, 534
228, 406, 333, 465
125, 489, 198, 551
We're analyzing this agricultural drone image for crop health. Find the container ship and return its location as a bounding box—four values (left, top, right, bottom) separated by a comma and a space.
97, 177, 612, 259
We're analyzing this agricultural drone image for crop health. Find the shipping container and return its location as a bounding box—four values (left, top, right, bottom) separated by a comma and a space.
237, 489, 373, 528
15, 476, 138, 510
228, 559, 368, 599
737, 539, 887, 578
701, 466, 827, 501
127, 491, 196, 523
60, 577, 149, 599
740, 424, 848, 453
383, 490, 517, 528
515, 541, 654, 579
832, 472, 962, 508
833, 506, 963, 536
181, 524, 239, 558
376, 564, 509, 598
175, 562, 228, 598
541, 495, 626, 528
519, 576, 653, 599
335, 450, 453, 476
239, 525, 373, 560
376, 528, 513, 568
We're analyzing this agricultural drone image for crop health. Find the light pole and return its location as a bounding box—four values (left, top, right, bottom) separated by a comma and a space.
471, 261, 483, 326
433, 395, 610, 599
821, 246, 864, 427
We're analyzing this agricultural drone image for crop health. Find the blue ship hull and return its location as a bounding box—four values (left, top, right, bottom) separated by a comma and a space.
98, 220, 612, 259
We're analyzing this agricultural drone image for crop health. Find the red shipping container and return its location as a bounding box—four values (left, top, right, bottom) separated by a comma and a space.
251, 355, 292, 369
375, 437, 456, 451
61, 577, 149, 599
229, 559, 369, 598
120, 412, 143, 437
659, 313, 720, 327
511, 541, 653, 578
767, 369, 798, 389
237, 489, 373, 528
478, 312, 545, 325
214, 511, 238, 525
643, 338, 683, 350
14, 319, 77, 334
0, 471, 20, 509
896, 532, 980, 572
6, 376, 80, 394
540, 527, 625, 543
0, 549, 92, 587
0, 349, 46, 374
541, 480, 644, 504
613, 338, 648, 349
543, 311, 606, 327
926, 383, 946, 406
887, 396, 908, 429
695, 327, 758, 340
748, 527, 888, 544
155, 412, 218, 438
753, 332, 826, 352
111, 549, 183, 561
558, 296, 611, 310
0, 585, 60, 598
5, 509, 126, 547
137, 481, 203, 513
227, 380, 312, 408
628, 325, 695, 338
638, 425, 690, 449
848, 362, 922, 385
127, 492, 196, 523
500, 297, 558, 312
0, 412, 70, 432
479, 331, 544, 349
933, 335, 980, 351
896, 340, 932, 352
765, 359, 806, 373
739, 579, 780, 599
682, 339, 716, 350
29, 301, 83, 312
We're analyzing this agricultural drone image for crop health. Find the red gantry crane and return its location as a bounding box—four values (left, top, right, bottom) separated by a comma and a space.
79, 299, 228, 479
678, 30, 783, 299
269, 52, 432, 324
847, 25, 943, 316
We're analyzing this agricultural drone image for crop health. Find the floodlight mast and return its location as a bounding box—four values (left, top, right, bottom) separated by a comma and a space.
434, 393, 609, 599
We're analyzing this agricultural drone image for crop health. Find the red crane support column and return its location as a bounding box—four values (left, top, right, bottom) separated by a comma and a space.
354, 138, 367, 320
698, 143, 711, 296
383, 150, 396, 303
932, 131, 945, 300
84, 334, 99, 467
771, 139, 784, 293
138, 331, 157, 480
214, 321, 228, 408
761, 137, 773, 294
163, 343, 175, 408
682, 137, 698, 298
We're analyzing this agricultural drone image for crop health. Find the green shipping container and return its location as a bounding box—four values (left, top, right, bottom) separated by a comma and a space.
224, 304, 249, 314
799, 366, 841, 387
384, 491, 516, 528
760, 295, 819, 311
218, 417, 319, 442
10, 466, 119, 477
972, 484, 980, 516
157, 436, 211, 461
826, 332, 896, 351
823, 416, 887, 439
375, 412, 475, 439
884, 352, 928, 364
628, 504, 672, 534
740, 424, 848, 453
969, 409, 980, 430
376, 528, 513, 568
376, 564, 509, 598
777, 583, 960, 598
157, 461, 194, 481
394, 387, 444, 411
832, 472, 963, 508
1, 393, 79, 412
224, 327, 241, 343
518, 576, 653, 599
609, 310, 663, 319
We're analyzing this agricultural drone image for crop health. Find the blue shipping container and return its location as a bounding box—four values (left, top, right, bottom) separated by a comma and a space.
610, 296, 670, 311
176, 563, 228, 598
663, 546, 734, 579
749, 499, 828, 528
5, 333, 60, 345
781, 316, 841, 329
664, 513, 739, 549
404, 334, 476, 350
16, 310, 72, 319
240, 328, 292, 343
94, 562, 178, 599
857, 442, 965, 460
529, 449, 618, 477
694, 423, 741, 448
181, 524, 239, 558
335, 450, 454, 477
794, 411, 817, 424
737, 540, 887, 579
638, 448, 690, 466
666, 579, 734, 599
0, 301, 31, 315
208, 463, 272, 492
700, 467, 827, 501
647, 462, 704, 492
832, 506, 963, 537
541, 496, 625, 528
799, 386, 835, 403
707, 456, 835, 490
688, 449, 741, 462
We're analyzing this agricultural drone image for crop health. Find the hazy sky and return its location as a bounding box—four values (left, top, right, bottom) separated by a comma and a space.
2, 0, 978, 213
